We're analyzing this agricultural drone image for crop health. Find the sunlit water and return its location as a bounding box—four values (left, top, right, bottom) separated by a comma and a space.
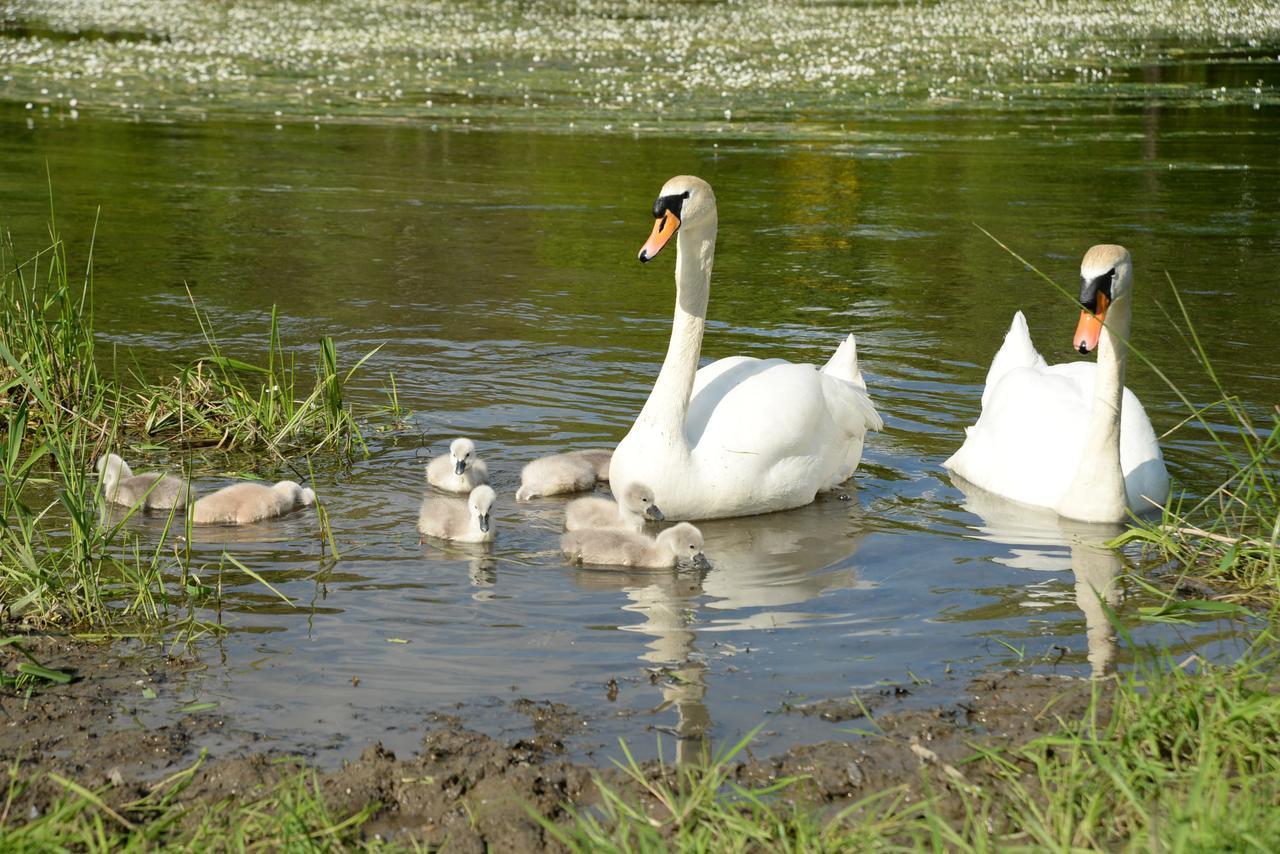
2, 98, 1276, 763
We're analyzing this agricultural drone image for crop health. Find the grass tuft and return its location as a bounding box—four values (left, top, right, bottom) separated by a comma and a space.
1, 207, 362, 633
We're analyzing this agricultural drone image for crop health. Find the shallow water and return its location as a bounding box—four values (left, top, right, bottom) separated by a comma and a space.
2, 96, 1277, 763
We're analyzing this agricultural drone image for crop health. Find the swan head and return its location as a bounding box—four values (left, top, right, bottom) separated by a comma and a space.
1074, 245, 1132, 354
661, 522, 708, 568
469, 484, 496, 533
450, 437, 477, 476
620, 482, 664, 522
638, 175, 716, 262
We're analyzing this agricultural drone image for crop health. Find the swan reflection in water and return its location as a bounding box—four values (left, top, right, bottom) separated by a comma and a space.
951, 474, 1125, 677
573, 494, 871, 762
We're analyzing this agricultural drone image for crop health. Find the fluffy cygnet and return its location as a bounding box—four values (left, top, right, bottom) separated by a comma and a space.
564, 482, 663, 533
425, 438, 490, 493
561, 522, 707, 569
190, 480, 316, 526
96, 453, 194, 511
516, 449, 614, 501
418, 484, 496, 543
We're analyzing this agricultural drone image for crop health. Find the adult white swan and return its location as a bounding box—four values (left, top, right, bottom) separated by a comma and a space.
944, 244, 1169, 523
609, 176, 882, 521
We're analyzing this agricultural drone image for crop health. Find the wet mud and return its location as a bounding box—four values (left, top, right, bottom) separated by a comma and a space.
3, 636, 1104, 848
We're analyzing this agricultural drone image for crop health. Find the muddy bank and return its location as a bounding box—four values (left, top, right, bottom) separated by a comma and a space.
3, 634, 1104, 848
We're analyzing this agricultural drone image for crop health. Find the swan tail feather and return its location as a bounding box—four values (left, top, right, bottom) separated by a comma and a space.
821, 375, 884, 436
982, 311, 1046, 409
821, 334, 867, 390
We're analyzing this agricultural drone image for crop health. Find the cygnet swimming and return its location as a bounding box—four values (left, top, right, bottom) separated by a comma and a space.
96, 453, 194, 511
190, 480, 316, 525
516, 449, 613, 500
564, 482, 663, 533
425, 438, 489, 493
418, 484, 496, 543
561, 522, 707, 569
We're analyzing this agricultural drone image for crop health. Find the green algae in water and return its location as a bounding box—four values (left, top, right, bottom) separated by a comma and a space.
2, 0, 1278, 132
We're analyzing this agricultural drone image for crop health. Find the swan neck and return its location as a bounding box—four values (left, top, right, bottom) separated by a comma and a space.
1061, 297, 1131, 520
637, 222, 715, 437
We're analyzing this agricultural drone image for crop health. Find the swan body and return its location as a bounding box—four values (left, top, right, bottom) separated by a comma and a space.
426, 438, 489, 493
516, 449, 612, 500
944, 245, 1169, 523
96, 453, 193, 511
610, 176, 882, 521
191, 480, 315, 525
564, 482, 663, 532
418, 484, 496, 543
561, 522, 706, 569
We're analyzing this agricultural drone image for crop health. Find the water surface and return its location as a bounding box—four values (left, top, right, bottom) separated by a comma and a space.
1, 98, 1275, 762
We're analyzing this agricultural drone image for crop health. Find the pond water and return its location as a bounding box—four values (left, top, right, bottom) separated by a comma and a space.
1, 96, 1276, 764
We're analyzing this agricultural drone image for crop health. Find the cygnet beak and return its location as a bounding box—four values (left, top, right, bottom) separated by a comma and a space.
454, 459, 467, 475
479, 513, 490, 533
645, 504, 665, 522
691, 552, 710, 570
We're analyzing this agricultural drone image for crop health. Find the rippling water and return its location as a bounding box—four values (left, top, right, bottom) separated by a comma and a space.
2, 100, 1275, 761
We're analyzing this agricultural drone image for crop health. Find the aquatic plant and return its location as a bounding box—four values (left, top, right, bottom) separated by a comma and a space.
126, 295, 374, 460
0, 214, 352, 632
2, 0, 1276, 132
1114, 283, 1280, 600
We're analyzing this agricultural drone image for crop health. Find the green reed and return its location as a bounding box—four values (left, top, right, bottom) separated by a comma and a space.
1114, 278, 1280, 599
0, 210, 357, 633
127, 291, 373, 460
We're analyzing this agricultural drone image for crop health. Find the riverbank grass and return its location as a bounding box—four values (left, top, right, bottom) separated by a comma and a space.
0, 217, 370, 632
2, 634, 1277, 849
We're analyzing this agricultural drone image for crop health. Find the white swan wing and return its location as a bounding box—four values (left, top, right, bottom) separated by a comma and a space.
945, 364, 1090, 509
673, 353, 880, 515
947, 354, 1169, 514
982, 311, 1047, 409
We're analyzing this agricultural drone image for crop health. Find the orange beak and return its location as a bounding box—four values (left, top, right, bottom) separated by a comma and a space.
638, 211, 680, 263
1073, 291, 1109, 354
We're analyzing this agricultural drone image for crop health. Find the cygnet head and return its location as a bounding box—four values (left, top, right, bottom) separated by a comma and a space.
469, 484, 496, 533
638, 175, 716, 263
95, 452, 131, 483
1074, 244, 1132, 354
450, 437, 478, 476
620, 482, 664, 522
660, 522, 708, 568
274, 480, 316, 505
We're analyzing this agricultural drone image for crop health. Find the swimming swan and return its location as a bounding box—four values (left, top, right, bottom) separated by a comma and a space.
96, 453, 194, 511
561, 522, 707, 569
426, 438, 490, 493
564, 482, 664, 532
191, 480, 316, 525
943, 244, 1169, 523
418, 484, 496, 543
515, 449, 612, 501
609, 176, 883, 520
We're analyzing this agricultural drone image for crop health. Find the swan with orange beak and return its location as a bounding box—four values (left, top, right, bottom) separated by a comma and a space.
611, 175, 882, 521
944, 244, 1169, 524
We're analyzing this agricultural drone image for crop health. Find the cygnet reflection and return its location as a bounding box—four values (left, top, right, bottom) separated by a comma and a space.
695, 494, 871, 629
574, 568, 708, 762
951, 473, 1124, 677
